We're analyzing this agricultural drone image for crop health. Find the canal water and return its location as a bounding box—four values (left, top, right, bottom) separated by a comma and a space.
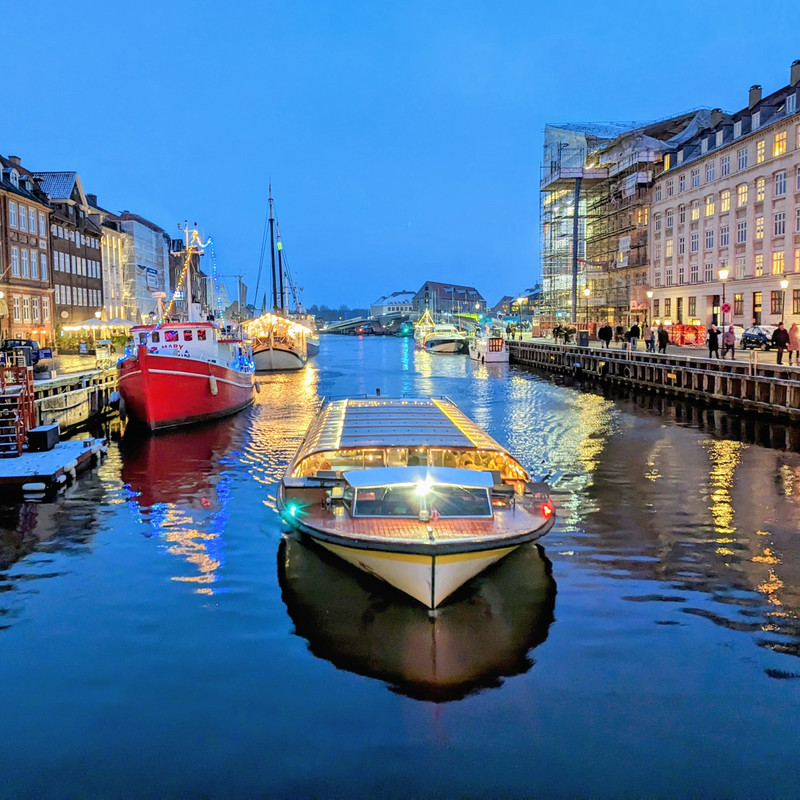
1, 335, 799, 799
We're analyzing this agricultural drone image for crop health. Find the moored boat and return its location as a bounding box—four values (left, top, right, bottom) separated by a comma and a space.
276, 396, 555, 609
423, 324, 468, 354
246, 312, 309, 371
117, 227, 255, 432
469, 325, 509, 362
118, 320, 255, 431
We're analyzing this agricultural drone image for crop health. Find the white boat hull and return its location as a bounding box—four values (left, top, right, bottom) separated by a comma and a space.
253, 345, 306, 371
469, 341, 509, 362
316, 539, 518, 608
424, 339, 465, 354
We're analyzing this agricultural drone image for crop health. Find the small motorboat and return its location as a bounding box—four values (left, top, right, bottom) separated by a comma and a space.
276, 396, 555, 608
469, 326, 509, 363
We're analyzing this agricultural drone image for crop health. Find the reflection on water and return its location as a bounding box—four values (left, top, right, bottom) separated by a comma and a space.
278, 535, 556, 701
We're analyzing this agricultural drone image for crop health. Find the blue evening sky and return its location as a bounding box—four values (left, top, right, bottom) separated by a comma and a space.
3, 1, 799, 309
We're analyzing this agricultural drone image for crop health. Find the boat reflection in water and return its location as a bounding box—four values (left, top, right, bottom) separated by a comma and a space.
120, 419, 238, 593
278, 535, 556, 702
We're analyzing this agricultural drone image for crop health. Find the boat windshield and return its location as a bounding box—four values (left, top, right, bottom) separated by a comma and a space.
352, 485, 492, 518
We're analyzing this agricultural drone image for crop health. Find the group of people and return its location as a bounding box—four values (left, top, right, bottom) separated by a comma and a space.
705, 321, 800, 364
597, 321, 669, 354
705, 324, 737, 359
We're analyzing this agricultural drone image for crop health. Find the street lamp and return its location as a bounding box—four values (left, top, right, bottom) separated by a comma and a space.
583, 287, 590, 325
780, 276, 789, 321
718, 267, 729, 326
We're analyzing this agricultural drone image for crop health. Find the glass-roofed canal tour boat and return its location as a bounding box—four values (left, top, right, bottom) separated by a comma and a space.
277, 396, 555, 609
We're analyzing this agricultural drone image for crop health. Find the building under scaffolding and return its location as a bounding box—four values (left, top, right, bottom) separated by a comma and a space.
540, 112, 710, 327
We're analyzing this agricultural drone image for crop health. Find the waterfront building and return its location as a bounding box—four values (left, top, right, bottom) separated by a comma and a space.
86, 196, 129, 323
32, 170, 103, 338
649, 61, 800, 329
116, 212, 171, 323
411, 281, 486, 317
0, 155, 55, 345
540, 113, 705, 328
370, 290, 415, 317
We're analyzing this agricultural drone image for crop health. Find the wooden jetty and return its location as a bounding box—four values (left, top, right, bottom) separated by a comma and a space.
507, 341, 800, 421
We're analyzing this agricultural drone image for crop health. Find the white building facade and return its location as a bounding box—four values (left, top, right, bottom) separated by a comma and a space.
649, 62, 800, 329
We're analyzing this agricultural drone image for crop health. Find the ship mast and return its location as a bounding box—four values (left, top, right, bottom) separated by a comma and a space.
183, 220, 197, 323
269, 183, 278, 314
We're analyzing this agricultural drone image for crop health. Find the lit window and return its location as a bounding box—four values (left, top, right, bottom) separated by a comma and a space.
734, 293, 743, 315
756, 216, 764, 240
755, 254, 764, 276
705, 195, 715, 216
773, 251, 785, 274
774, 131, 787, 156
756, 140, 765, 163
666, 239, 674, 257
756, 177, 765, 201
691, 202, 700, 221
720, 189, 731, 212
737, 184, 748, 206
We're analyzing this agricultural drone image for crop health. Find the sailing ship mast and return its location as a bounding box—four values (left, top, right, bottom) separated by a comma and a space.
269, 184, 278, 314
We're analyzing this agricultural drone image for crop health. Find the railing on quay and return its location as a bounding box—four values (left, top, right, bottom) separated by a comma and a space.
507, 340, 800, 420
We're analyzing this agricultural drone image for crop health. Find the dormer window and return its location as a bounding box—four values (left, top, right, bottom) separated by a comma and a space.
734, 120, 742, 138
752, 110, 761, 129
701, 139, 708, 154
8, 168, 19, 188
787, 94, 797, 115
677, 150, 684, 165
716, 130, 724, 147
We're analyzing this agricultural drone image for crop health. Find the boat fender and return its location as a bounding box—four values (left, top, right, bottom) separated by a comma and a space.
623, 366, 632, 379
56, 473, 67, 485
22, 482, 47, 493
255, 381, 261, 394
209, 374, 219, 396
118, 396, 127, 421
596, 361, 608, 378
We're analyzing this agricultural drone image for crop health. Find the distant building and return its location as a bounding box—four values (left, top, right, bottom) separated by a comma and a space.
87, 195, 129, 323
493, 285, 543, 320
33, 169, 103, 337
116, 211, 171, 323
0, 155, 55, 344
370, 290, 415, 317
411, 281, 486, 316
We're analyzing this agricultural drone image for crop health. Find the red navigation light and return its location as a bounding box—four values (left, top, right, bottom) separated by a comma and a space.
541, 502, 554, 519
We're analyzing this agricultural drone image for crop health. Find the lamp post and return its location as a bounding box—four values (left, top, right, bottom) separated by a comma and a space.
780, 277, 789, 321
718, 267, 729, 326
583, 287, 590, 325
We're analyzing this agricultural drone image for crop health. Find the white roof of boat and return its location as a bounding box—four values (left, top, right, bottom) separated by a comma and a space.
292, 397, 506, 465
343, 466, 494, 488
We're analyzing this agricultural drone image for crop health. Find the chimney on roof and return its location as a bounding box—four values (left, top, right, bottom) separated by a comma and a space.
791, 60, 800, 87
8, 155, 21, 166
87, 193, 98, 206
710, 108, 723, 128
749, 85, 762, 109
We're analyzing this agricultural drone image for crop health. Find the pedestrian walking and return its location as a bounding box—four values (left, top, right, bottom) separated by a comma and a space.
772, 322, 790, 365
642, 324, 655, 352
707, 324, 720, 358
615, 324, 624, 346
629, 322, 640, 350
598, 321, 613, 349
788, 322, 800, 366
722, 325, 736, 359
657, 323, 669, 354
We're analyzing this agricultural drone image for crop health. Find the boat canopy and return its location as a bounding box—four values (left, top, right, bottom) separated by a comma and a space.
290, 397, 528, 481
343, 466, 494, 489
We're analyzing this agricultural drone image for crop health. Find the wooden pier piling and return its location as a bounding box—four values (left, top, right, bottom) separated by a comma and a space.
507, 342, 800, 421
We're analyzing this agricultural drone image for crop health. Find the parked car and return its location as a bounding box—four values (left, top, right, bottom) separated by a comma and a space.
0, 338, 41, 365
740, 325, 777, 350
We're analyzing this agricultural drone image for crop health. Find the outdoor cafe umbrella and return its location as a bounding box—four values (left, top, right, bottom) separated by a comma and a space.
105, 317, 134, 328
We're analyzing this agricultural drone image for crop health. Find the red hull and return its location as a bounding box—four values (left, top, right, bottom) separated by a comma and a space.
118, 346, 254, 431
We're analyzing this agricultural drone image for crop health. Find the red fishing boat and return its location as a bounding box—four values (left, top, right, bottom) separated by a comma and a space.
117, 227, 255, 432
